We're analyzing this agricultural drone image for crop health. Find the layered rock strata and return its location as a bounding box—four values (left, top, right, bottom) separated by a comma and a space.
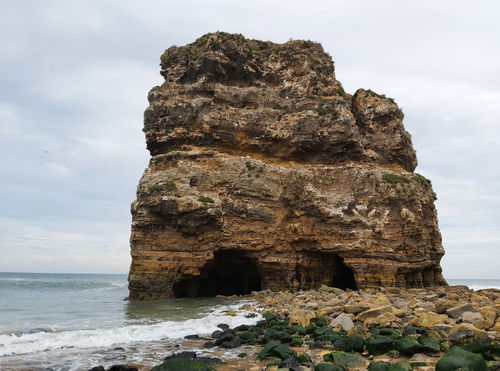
128, 32, 446, 300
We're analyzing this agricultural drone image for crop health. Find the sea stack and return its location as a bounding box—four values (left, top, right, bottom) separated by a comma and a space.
128, 32, 446, 300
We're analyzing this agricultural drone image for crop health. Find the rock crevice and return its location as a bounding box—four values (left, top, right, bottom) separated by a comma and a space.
128, 32, 446, 300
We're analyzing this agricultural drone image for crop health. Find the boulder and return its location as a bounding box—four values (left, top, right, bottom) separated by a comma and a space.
434, 299, 459, 314
474, 306, 497, 329
344, 303, 371, 314
366, 336, 394, 355
323, 351, 366, 367
411, 311, 448, 328
331, 313, 355, 331
257, 340, 296, 360
107, 366, 138, 371
368, 361, 391, 371
435, 346, 487, 371
418, 336, 441, 353
358, 306, 392, 321
446, 303, 477, 319
460, 311, 484, 324
364, 312, 400, 327
448, 323, 489, 343
394, 336, 423, 355
314, 364, 346, 371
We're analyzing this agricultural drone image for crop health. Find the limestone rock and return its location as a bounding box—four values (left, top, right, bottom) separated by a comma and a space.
344, 303, 371, 314
331, 313, 355, 331
474, 306, 496, 329
128, 32, 446, 299
358, 306, 393, 322
411, 311, 448, 328
447, 303, 477, 319
435, 298, 459, 314
448, 323, 489, 342
460, 311, 484, 324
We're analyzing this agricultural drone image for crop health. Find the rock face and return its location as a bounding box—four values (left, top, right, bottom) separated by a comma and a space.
128, 32, 446, 300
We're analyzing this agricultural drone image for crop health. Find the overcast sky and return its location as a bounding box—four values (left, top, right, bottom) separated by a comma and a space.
1, 0, 499, 278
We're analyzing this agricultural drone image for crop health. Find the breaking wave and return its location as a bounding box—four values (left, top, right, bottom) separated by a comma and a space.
0, 302, 261, 356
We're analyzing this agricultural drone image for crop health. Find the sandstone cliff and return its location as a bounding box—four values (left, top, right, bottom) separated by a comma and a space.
128, 32, 446, 300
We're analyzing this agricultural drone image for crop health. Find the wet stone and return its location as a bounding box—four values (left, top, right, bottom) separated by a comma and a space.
436, 346, 487, 371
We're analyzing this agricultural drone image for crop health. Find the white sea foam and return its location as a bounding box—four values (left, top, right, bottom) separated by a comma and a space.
469, 284, 500, 291
0, 301, 261, 356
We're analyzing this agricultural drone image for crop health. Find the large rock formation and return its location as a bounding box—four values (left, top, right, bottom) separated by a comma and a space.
128, 32, 446, 300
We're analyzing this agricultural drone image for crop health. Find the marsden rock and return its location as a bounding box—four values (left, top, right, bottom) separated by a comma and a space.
128, 32, 446, 300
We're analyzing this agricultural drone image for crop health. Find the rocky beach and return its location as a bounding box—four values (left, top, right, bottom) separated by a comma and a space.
86, 284, 499, 370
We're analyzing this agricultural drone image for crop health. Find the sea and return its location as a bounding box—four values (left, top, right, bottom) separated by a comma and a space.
0, 274, 498, 371
0, 272, 263, 371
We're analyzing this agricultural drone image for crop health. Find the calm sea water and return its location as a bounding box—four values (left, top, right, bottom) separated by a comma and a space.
0, 273, 498, 371
0, 272, 261, 371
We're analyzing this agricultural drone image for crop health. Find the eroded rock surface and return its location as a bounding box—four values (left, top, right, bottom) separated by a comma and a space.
128, 32, 446, 300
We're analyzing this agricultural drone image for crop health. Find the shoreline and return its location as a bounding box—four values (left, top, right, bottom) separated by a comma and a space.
84, 284, 499, 370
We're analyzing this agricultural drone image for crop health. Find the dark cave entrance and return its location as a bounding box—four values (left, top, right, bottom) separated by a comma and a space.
331, 255, 358, 290
173, 250, 261, 298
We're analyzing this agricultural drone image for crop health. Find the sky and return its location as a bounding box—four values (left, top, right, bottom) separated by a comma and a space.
0, 0, 499, 278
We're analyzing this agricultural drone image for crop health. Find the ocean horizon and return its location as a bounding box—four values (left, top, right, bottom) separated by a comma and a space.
0, 272, 498, 370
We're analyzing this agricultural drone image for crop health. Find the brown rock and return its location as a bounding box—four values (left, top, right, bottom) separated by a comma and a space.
446, 303, 477, 319
318, 306, 343, 316
127, 32, 447, 299
363, 312, 400, 327
494, 318, 500, 332
474, 307, 497, 330
344, 303, 371, 314
470, 294, 493, 307
358, 305, 393, 322
435, 298, 459, 314
448, 323, 489, 342
411, 311, 448, 328
460, 311, 484, 324
288, 308, 316, 327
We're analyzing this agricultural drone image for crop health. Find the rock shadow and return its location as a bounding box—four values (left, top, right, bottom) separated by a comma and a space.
173, 249, 261, 298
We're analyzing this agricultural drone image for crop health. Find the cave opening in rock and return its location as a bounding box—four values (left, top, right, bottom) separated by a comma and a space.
172, 249, 261, 298
331, 255, 358, 290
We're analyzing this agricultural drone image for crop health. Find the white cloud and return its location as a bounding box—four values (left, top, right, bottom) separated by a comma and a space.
0, 103, 21, 135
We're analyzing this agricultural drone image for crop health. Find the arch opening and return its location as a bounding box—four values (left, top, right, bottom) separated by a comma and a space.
331, 255, 358, 290
173, 249, 261, 298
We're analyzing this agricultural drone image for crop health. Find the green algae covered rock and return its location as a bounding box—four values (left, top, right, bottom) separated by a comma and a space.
368, 361, 391, 371
323, 351, 366, 367
372, 327, 402, 339
263, 328, 292, 343
460, 338, 492, 354
395, 336, 423, 355
418, 336, 441, 353
314, 363, 346, 371
334, 335, 365, 352
436, 346, 487, 371
290, 336, 304, 347
239, 330, 259, 343
296, 353, 312, 366
151, 358, 218, 371
257, 340, 296, 360
366, 336, 394, 355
